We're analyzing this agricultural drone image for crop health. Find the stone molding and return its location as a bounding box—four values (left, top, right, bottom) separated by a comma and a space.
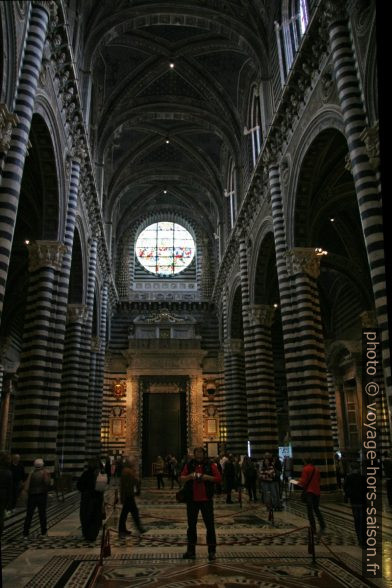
28, 240, 67, 272
285, 248, 321, 279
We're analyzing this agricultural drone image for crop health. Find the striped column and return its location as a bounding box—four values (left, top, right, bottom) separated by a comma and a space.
221, 289, 247, 455
223, 338, 247, 455
247, 305, 279, 458
326, 370, 339, 451
268, 161, 335, 488
86, 284, 109, 459
83, 237, 98, 459
0, 1, 52, 323
326, 1, 391, 426
285, 248, 335, 488
11, 240, 67, 468
57, 304, 88, 475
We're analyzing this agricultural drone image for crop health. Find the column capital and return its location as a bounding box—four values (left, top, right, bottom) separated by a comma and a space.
0, 104, 19, 154
360, 123, 379, 172
262, 143, 280, 168
285, 247, 321, 278
324, 0, 348, 28
248, 304, 276, 327
224, 338, 244, 355
91, 336, 101, 352
360, 310, 377, 328
28, 240, 67, 272
67, 304, 88, 324
32, 1, 57, 17
69, 140, 87, 165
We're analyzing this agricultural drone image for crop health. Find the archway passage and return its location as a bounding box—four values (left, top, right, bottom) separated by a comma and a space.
141, 376, 187, 476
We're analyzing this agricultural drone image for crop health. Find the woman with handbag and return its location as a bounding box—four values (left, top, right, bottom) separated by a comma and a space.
295, 456, 326, 535
77, 458, 108, 541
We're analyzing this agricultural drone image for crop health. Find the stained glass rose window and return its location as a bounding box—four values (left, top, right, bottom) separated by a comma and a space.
136, 222, 195, 275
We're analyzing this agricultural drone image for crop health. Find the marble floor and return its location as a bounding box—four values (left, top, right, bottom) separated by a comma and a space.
1, 479, 391, 587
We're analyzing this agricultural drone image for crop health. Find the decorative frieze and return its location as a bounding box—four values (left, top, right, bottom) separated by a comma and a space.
0, 104, 19, 154
28, 240, 68, 272
285, 248, 321, 279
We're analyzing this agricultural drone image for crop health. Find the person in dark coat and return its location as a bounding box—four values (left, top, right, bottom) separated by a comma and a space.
0, 451, 12, 537
343, 461, 365, 547
10, 453, 26, 511
118, 457, 145, 537
223, 455, 236, 504
77, 458, 106, 541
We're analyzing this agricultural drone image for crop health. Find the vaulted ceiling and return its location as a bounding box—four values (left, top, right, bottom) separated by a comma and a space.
77, 0, 276, 241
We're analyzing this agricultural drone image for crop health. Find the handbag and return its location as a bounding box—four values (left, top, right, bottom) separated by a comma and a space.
95, 471, 108, 492
175, 487, 186, 503
300, 467, 316, 502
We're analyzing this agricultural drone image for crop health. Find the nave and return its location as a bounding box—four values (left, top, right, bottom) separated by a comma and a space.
2, 478, 391, 588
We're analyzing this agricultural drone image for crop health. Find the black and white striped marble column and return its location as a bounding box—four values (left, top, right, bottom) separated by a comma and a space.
247, 304, 279, 458
326, 370, 339, 451
326, 0, 391, 426
84, 237, 98, 459
223, 338, 247, 455
268, 161, 335, 488
87, 282, 109, 458
285, 247, 335, 488
11, 240, 67, 468
0, 1, 52, 323
57, 304, 89, 475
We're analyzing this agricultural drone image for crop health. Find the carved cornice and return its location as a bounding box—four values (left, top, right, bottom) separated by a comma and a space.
67, 304, 88, 324
28, 241, 67, 272
0, 104, 19, 154
285, 248, 321, 279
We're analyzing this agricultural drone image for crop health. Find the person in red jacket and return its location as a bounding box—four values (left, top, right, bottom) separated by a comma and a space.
180, 447, 222, 561
296, 456, 326, 535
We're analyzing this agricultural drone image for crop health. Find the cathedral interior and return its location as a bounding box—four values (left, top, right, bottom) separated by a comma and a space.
0, 0, 391, 586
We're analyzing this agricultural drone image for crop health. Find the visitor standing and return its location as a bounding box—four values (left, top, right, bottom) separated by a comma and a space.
77, 458, 107, 541
10, 453, 26, 511
22, 458, 51, 539
180, 447, 221, 561
0, 451, 12, 537
294, 457, 326, 535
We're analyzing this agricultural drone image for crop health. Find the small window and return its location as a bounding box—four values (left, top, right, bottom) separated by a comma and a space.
225, 160, 237, 229
249, 88, 262, 167
275, 0, 309, 84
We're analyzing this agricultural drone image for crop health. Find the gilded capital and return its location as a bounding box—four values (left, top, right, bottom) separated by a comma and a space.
0, 104, 19, 153
67, 304, 88, 324
28, 241, 68, 272
248, 304, 276, 327
285, 248, 321, 278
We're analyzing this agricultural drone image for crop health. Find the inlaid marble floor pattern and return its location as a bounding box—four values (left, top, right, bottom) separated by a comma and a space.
1, 479, 391, 587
